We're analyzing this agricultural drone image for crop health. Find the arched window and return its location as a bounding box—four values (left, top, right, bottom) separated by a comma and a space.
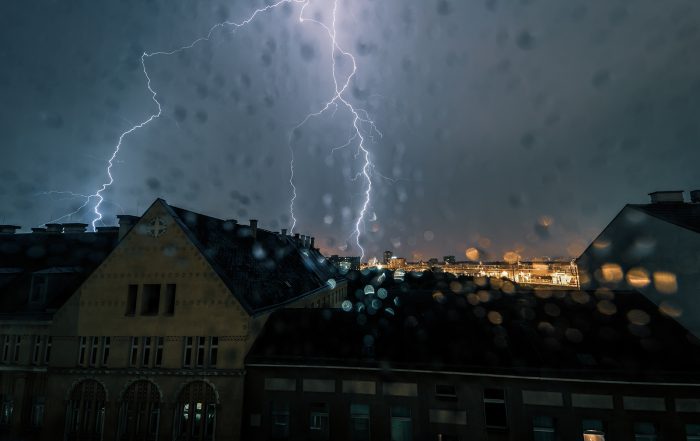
174, 381, 216, 441
117, 380, 161, 441
65, 380, 106, 441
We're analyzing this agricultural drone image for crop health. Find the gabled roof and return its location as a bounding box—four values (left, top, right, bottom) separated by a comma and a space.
0, 230, 119, 318
247, 287, 700, 383
161, 200, 338, 314
629, 203, 700, 234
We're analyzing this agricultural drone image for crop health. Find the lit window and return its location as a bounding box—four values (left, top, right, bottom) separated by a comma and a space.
129, 337, 139, 367
533, 416, 556, 441
350, 404, 370, 441
142, 337, 152, 367
390, 406, 412, 441
101, 337, 110, 366
154, 337, 164, 367
183, 337, 193, 367
483, 388, 507, 429
209, 337, 218, 367
583, 419, 605, 441
634, 422, 658, 441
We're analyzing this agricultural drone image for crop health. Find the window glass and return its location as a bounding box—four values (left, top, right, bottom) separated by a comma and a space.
390, 406, 412, 441
350, 404, 370, 441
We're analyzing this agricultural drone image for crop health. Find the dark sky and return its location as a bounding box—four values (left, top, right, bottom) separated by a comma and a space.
1, 0, 699, 261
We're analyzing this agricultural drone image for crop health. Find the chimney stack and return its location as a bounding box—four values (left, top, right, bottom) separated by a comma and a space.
294, 233, 300, 245
117, 215, 140, 241
310, 237, 315, 249
281, 228, 287, 236
96, 226, 119, 234
45, 224, 63, 234
0, 225, 20, 235
249, 219, 258, 238
691, 190, 700, 203
649, 191, 684, 204
62, 223, 88, 234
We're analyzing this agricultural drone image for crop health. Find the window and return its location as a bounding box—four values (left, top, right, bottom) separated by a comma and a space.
533, 416, 556, 441
2, 336, 9, 363
32, 335, 42, 365
635, 422, 658, 441
483, 388, 507, 429
390, 406, 412, 441
196, 336, 206, 368
44, 337, 52, 364
183, 337, 193, 367
141, 284, 160, 315
271, 401, 290, 439
13, 336, 21, 363
350, 404, 370, 441
0, 396, 13, 425
142, 337, 152, 366
126, 284, 138, 315
687, 424, 700, 441
77, 336, 87, 365
435, 384, 458, 402
89, 336, 99, 366
30, 275, 47, 303
165, 284, 176, 315
155, 337, 164, 367
30, 397, 45, 429
209, 337, 218, 367
129, 337, 139, 367
309, 403, 329, 440
583, 419, 605, 441
101, 337, 110, 366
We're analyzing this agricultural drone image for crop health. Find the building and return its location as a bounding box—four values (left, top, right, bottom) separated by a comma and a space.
329, 256, 361, 272
577, 190, 700, 334
0, 198, 346, 441
244, 285, 700, 441
383, 251, 393, 265
386, 257, 406, 270
443, 256, 456, 265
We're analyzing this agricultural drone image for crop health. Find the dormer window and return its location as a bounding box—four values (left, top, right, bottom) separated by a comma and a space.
29, 275, 48, 303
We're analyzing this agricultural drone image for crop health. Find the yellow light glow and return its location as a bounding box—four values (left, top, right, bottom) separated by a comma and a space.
600, 263, 623, 283
626, 267, 650, 288
465, 247, 480, 261
653, 271, 677, 294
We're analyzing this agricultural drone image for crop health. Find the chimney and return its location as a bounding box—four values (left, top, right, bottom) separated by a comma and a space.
62, 223, 88, 233
96, 226, 119, 234
117, 215, 140, 240
31, 227, 47, 234
0, 225, 20, 235
45, 224, 63, 234
249, 219, 258, 238
294, 233, 300, 245
691, 190, 700, 203
303, 235, 310, 248
649, 191, 684, 204
281, 228, 287, 236
310, 237, 315, 249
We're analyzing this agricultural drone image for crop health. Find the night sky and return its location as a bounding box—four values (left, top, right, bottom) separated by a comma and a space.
1, 0, 699, 261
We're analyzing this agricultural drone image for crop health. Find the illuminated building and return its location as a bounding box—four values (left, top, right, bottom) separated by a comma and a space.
383, 250, 393, 265
443, 255, 456, 264
329, 255, 361, 272
577, 190, 700, 335
0, 199, 344, 440
386, 256, 406, 270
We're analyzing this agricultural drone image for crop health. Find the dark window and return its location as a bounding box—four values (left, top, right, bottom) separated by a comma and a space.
2, 336, 9, 363
435, 384, 458, 401
32, 336, 42, 365
635, 422, 658, 441
533, 416, 556, 441
350, 404, 370, 441
44, 337, 51, 364
77, 336, 87, 365
209, 337, 218, 367
183, 337, 193, 367
391, 406, 412, 441
126, 285, 138, 315
483, 388, 507, 429
13, 336, 21, 363
155, 337, 164, 367
141, 284, 160, 315
89, 336, 99, 366
309, 403, 329, 440
165, 284, 176, 315
142, 337, 152, 366
30, 275, 47, 303
101, 337, 110, 366
129, 337, 139, 367
271, 401, 290, 439
196, 337, 206, 367
686, 424, 700, 441
30, 397, 45, 428
0, 396, 13, 425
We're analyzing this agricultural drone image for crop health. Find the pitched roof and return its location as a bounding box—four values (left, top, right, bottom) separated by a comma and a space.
247, 285, 700, 383
0, 230, 119, 318
629, 203, 700, 234
163, 201, 338, 314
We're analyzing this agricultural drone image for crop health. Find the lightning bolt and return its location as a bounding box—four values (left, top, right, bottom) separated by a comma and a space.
48, 0, 380, 259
